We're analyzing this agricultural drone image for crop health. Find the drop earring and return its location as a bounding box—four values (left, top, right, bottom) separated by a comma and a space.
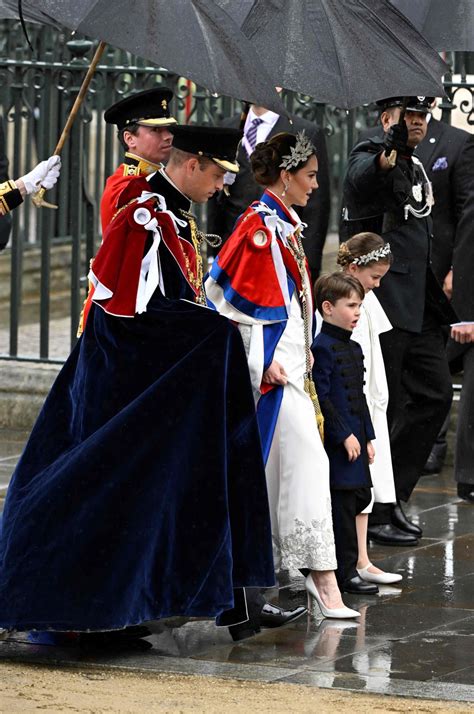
282, 182, 289, 197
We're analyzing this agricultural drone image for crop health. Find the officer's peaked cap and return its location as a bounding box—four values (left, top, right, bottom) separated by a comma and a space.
104, 87, 177, 130
171, 125, 241, 173
376, 96, 434, 113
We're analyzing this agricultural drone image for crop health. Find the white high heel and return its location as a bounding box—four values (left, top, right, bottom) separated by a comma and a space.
304, 575, 360, 619
357, 563, 402, 585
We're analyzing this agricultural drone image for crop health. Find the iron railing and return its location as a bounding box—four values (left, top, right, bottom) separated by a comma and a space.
0, 21, 472, 362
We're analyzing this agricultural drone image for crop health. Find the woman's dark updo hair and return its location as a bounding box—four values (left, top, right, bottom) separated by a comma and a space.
251, 132, 316, 187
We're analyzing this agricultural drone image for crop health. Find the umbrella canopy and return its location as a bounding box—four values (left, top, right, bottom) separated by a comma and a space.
0, 0, 59, 24
390, 0, 474, 51
3, 0, 286, 114
217, 0, 447, 108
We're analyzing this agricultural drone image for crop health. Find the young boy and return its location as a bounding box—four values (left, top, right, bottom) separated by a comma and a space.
312, 273, 378, 595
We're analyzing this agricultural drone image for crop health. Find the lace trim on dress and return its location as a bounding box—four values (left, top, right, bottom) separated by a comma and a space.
273, 508, 337, 573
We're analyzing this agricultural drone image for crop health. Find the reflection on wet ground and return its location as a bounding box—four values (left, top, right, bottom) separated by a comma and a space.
0, 454, 473, 703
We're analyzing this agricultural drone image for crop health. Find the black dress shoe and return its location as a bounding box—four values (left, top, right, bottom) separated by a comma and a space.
367, 523, 418, 546
341, 575, 378, 595
392, 503, 422, 537
458, 482, 474, 503
422, 454, 444, 475
228, 623, 261, 642
259, 603, 307, 628
422, 442, 447, 475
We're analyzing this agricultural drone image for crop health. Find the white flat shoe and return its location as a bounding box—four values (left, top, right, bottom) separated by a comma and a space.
304, 575, 360, 619
357, 563, 403, 585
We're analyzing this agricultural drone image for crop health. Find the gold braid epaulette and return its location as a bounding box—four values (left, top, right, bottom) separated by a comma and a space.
123, 154, 162, 177
123, 164, 139, 177
0, 180, 21, 215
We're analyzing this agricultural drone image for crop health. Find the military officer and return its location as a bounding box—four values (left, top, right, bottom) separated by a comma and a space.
100, 87, 177, 230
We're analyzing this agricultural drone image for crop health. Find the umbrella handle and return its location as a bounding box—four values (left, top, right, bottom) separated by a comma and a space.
386, 97, 410, 169
386, 149, 397, 168
32, 40, 107, 209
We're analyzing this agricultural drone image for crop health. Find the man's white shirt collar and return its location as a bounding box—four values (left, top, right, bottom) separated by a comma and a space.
243, 108, 280, 157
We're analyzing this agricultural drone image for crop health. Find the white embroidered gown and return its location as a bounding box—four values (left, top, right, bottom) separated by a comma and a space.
266, 287, 337, 574
206, 195, 338, 575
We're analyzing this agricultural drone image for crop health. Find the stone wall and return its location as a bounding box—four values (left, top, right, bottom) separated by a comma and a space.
0, 244, 72, 327
0, 360, 61, 429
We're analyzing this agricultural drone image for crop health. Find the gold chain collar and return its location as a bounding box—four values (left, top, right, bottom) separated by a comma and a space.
178, 209, 222, 306
286, 229, 324, 441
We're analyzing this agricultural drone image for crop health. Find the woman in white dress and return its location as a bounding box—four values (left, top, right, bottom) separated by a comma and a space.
206, 132, 358, 618
338, 234, 402, 585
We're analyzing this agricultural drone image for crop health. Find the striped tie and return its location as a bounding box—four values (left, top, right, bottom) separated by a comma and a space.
246, 117, 263, 153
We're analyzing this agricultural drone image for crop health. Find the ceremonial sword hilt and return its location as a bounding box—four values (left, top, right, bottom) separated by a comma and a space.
31, 186, 58, 210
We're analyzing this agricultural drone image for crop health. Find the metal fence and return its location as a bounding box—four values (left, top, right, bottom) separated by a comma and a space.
0, 21, 472, 362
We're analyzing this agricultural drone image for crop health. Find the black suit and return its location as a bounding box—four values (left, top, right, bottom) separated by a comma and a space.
341, 135, 456, 509
207, 113, 331, 277
417, 120, 474, 488
415, 119, 474, 287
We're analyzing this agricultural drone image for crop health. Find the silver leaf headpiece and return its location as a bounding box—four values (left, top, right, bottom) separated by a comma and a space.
353, 242, 392, 266
279, 131, 314, 171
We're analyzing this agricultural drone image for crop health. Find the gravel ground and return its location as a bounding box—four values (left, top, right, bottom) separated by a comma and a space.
1, 663, 472, 713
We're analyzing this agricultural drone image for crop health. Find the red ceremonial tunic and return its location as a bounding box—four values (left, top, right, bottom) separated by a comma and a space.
79, 154, 163, 335
100, 153, 162, 232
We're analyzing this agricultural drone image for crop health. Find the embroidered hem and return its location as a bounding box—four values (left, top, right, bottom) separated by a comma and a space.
273, 512, 337, 574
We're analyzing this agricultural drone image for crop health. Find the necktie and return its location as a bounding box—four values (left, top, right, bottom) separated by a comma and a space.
246, 117, 263, 153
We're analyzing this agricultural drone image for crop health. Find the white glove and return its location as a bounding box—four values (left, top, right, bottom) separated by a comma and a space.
19, 155, 61, 195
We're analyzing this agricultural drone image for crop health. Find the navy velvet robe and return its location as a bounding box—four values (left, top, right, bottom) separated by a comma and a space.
0, 172, 274, 632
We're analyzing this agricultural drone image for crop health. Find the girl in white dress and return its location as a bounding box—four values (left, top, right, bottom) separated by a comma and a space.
338, 234, 402, 585
206, 132, 358, 618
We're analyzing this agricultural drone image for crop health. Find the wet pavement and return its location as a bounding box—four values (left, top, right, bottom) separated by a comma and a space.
0, 440, 473, 704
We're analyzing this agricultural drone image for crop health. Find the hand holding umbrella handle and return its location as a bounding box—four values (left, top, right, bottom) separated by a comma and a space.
32, 40, 107, 209
386, 97, 410, 168
386, 149, 397, 168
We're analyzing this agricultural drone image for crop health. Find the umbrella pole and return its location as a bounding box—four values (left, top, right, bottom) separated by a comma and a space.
387, 96, 410, 168
32, 40, 107, 208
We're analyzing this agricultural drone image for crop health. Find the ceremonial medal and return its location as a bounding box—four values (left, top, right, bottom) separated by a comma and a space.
412, 184, 423, 203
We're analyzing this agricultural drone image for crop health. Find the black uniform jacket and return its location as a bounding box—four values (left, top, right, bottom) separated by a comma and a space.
207, 113, 331, 277
341, 136, 456, 333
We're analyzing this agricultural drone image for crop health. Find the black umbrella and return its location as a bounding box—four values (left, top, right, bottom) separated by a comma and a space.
390, 0, 474, 51
217, 0, 447, 108
3, 0, 286, 114
0, 0, 58, 23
